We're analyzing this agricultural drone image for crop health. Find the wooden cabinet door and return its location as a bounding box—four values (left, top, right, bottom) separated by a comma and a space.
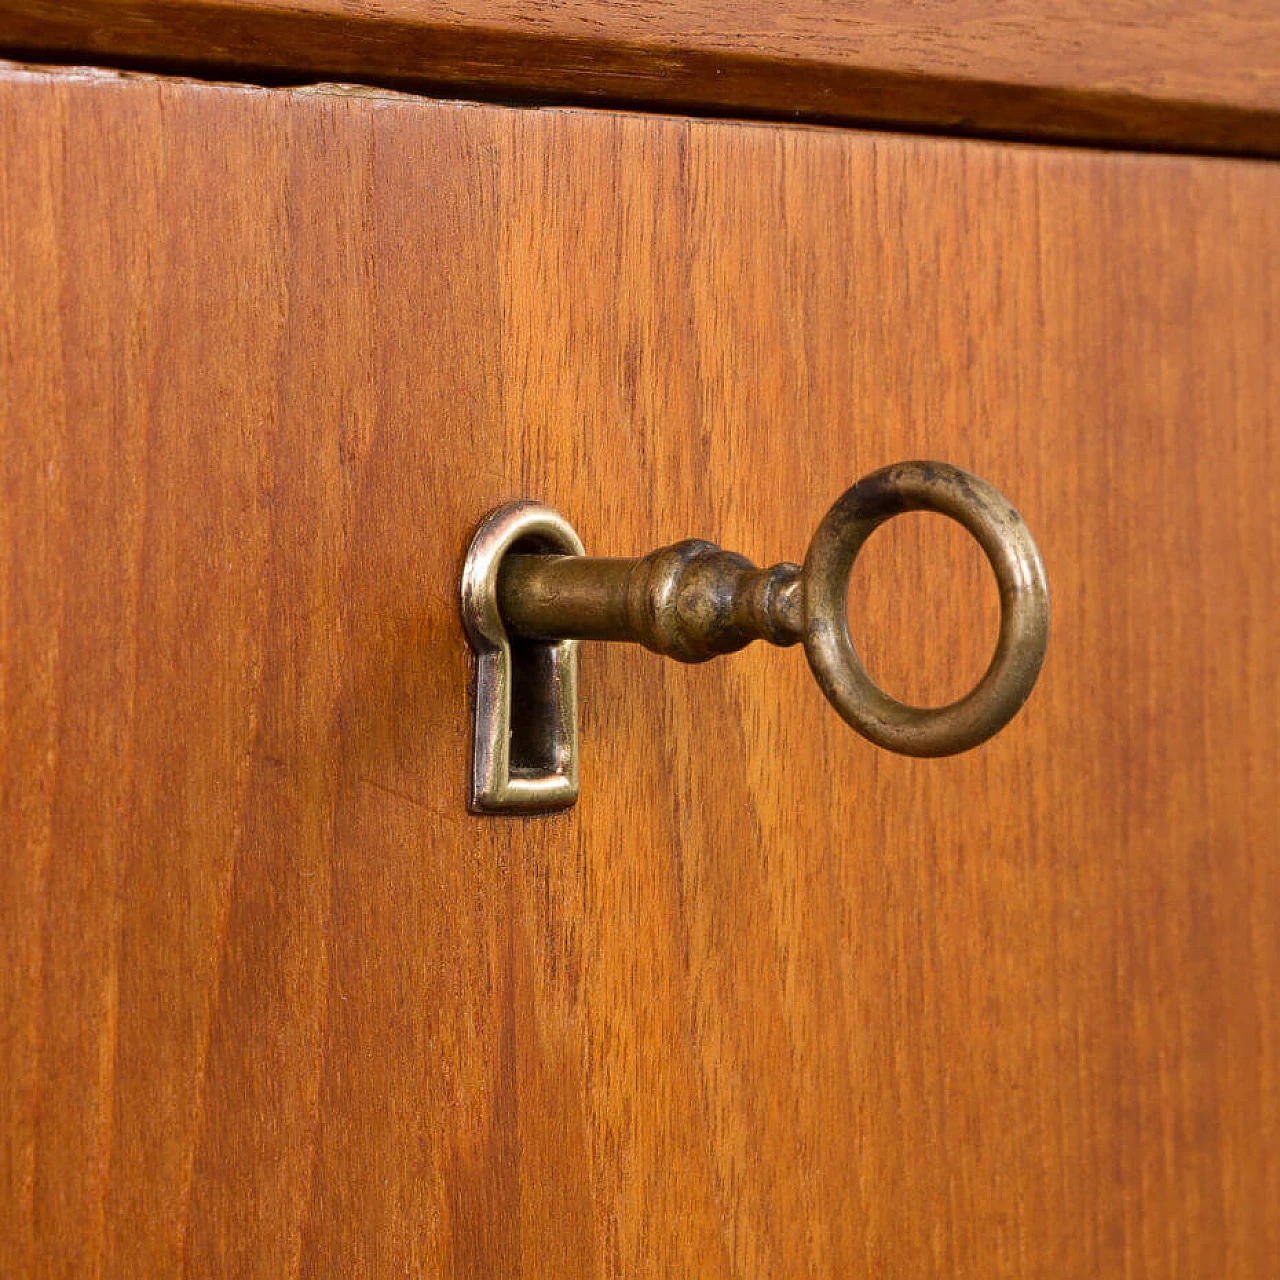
2, 65, 1277, 1278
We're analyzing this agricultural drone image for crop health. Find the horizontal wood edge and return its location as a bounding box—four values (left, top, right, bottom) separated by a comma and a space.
3, 2, 1280, 157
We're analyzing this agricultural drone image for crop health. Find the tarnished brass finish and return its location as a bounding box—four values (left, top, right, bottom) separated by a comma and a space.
460, 501, 585, 813
497, 545, 804, 661
802, 461, 1050, 757
464, 461, 1050, 811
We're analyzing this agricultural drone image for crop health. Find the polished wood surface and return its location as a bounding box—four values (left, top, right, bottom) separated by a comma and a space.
4, 4, 1280, 156
2, 65, 1278, 1277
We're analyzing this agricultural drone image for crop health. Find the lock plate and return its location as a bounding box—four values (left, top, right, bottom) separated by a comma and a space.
460, 502, 585, 814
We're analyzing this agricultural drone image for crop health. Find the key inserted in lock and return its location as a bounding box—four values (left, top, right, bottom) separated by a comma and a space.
461, 462, 1050, 814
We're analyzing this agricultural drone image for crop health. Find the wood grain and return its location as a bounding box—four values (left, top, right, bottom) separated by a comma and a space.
4, 2, 1280, 157
2, 64, 1278, 1277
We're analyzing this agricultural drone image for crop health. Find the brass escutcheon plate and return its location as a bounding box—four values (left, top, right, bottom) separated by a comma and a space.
460, 502, 585, 814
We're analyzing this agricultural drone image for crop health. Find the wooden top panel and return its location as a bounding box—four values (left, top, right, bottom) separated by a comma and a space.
3, 1, 1280, 155
2, 64, 1279, 1278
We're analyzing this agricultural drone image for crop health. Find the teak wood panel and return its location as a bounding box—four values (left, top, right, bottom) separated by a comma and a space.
2, 65, 1278, 1278
4, 3, 1280, 157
